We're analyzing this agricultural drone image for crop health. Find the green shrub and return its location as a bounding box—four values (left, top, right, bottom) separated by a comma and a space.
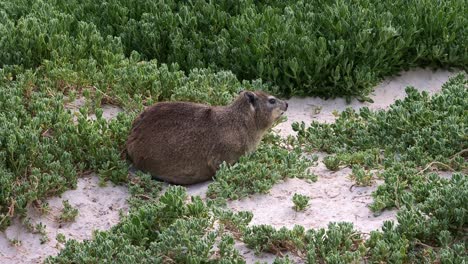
323, 155, 341, 171
46, 186, 245, 263
1, 1, 467, 262
366, 173, 467, 263
1, 0, 466, 97
292, 74, 467, 262
292, 194, 310, 211
207, 134, 314, 200
50, 191, 464, 264
295, 74, 467, 161
39, 54, 272, 111
58, 200, 79, 222
350, 165, 374, 187
295, 73, 468, 212
242, 222, 365, 262
0, 70, 133, 229
0, 48, 272, 229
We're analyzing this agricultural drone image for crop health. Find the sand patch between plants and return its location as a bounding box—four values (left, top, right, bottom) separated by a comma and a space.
228, 155, 397, 234
0, 67, 461, 264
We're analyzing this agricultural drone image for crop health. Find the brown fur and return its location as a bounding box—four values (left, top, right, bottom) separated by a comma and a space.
125, 91, 288, 185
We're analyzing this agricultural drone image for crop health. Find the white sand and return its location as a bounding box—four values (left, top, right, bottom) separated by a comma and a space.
0, 67, 462, 264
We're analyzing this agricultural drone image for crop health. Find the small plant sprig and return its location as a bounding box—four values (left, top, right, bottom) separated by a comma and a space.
292, 194, 310, 211
323, 155, 341, 171
8, 238, 22, 247
35, 222, 49, 244
350, 165, 374, 187
32, 200, 51, 215
58, 200, 79, 222
56, 233, 66, 244
273, 255, 295, 264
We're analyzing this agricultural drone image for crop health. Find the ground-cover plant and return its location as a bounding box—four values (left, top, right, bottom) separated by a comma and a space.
58, 200, 79, 223
0, 53, 313, 263
292, 194, 310, 211
294, 73, 467, 212
366, 173, 467, 263
238, 174, 466, 262
291, 75, 467, 261
47, 185, 369, 263
206, 134, 315, 201
46, 186, 246, 263
1, 1, 467, 262
1, 0, 466, 97
47, 175, 468, 263
243, 222, 366, 262
41, 56, 270, 110
349, 165, 374, 187
0, 70, 133, 230
323, 155, 341, 171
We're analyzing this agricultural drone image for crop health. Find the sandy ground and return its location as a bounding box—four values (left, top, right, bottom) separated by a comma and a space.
0, 67, 462, 263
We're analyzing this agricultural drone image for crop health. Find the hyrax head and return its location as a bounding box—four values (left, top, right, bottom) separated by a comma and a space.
238, 90, 288, 129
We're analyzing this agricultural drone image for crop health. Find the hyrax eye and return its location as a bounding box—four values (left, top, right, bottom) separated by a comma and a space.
269, 98, 276, 104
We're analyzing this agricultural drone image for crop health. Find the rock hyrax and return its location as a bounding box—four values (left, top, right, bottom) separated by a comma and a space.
126, 90, 288, 185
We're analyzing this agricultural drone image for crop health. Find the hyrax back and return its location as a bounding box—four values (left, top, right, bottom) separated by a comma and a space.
126, 91, 288, 185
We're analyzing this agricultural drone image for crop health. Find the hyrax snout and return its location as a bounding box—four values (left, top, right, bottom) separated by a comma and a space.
126, 90, 288, 185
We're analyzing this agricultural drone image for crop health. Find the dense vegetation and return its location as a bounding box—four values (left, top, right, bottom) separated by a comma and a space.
0, 0, 466, 262
47, 173, 467, 263
294, 74, 467, 212
1, 0, 466, 97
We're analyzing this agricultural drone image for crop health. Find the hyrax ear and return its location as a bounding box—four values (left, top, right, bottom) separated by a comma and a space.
244, 91, 257, 105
